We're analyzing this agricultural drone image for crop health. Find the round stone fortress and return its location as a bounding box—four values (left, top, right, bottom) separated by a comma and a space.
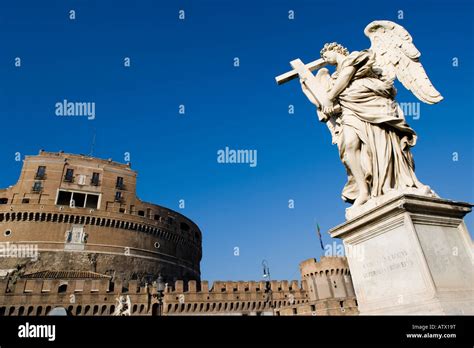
0, 150, 202, 284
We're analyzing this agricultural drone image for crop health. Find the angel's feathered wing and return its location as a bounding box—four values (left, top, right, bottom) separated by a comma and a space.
364, 20, 443, 104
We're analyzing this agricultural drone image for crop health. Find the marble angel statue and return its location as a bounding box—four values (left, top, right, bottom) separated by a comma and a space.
277, 20, 443, 212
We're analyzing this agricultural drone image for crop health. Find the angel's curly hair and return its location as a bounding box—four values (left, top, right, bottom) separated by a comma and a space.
320, 42, 349, 58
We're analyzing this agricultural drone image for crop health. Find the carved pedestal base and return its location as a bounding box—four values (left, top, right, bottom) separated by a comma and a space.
330, 194, 474, 315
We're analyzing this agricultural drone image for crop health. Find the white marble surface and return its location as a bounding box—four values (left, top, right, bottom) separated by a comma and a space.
330, 194, 474, 315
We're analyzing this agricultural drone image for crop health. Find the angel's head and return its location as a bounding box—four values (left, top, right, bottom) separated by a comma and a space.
320, 42, 349, 65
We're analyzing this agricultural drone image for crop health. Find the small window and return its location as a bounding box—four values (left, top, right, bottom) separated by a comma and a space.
167, 217, 174, 225
119, 208, 126, 213
115, 191, 122, 202
56, 190, 72, 206
35, 166, 46, 179
180, 222, 190, 231
72, 193, 86, 207
0, 198, 8, 204
91, 172, 100, 186
116, 177, 124, 189
32, 181, 42, 192
64, 168, 74, 182
58, 284, 68, 293
21, 198, 30, 204
138, 210, 145, 217
154, 214, 160, 221
4, 229, 12, 237
85, 194, 99, 209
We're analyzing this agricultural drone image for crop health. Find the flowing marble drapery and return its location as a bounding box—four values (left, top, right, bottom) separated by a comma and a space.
322, 50, 426, 203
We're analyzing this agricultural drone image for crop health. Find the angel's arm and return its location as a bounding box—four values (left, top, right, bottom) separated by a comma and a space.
327, 66, 356, 101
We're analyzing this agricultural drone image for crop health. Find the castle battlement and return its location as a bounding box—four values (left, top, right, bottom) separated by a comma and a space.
0, 255, 358, 316
166, 280, 304, 294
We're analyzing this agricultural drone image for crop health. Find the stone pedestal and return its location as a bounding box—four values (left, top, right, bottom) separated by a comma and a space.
329, 194, 474, 315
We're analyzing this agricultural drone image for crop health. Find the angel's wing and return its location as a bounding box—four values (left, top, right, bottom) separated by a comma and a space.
364, 20, 443, 104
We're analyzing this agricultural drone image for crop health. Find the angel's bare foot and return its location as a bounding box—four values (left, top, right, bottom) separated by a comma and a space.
353, 190, 369, 207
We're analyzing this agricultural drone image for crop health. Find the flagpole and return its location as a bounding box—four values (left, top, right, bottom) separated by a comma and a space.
316, 223, 325, 252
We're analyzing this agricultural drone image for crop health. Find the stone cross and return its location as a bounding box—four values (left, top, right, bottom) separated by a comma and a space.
275, 58, 341, 118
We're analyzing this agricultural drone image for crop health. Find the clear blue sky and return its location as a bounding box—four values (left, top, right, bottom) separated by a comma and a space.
0, 0, 472, 282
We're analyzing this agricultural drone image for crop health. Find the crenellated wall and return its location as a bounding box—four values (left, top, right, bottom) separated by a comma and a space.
163, 279, 307, 315
0, 256, 358, 316
0, 275, 152, 316
0, 277, 308, 316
